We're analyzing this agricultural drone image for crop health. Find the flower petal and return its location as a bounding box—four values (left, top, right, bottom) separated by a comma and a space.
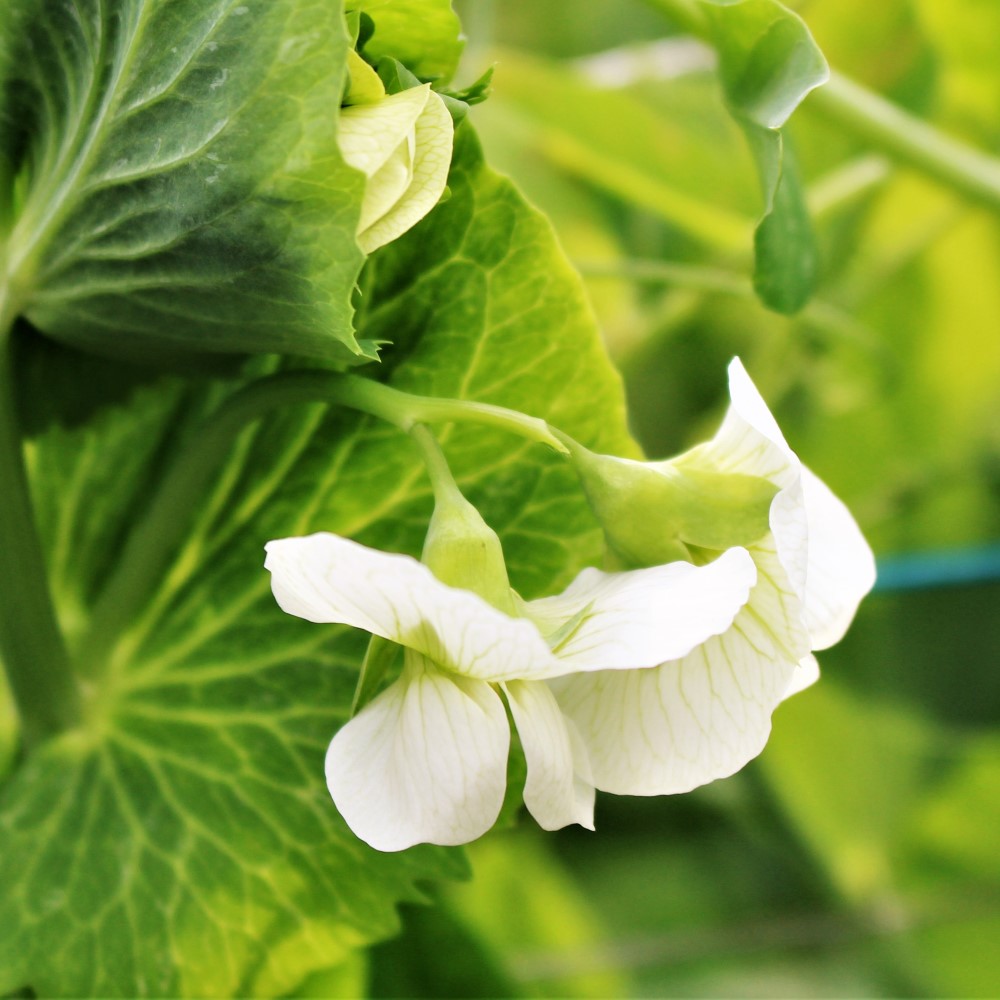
724, 357, 794, 460
677, 358, 809, 601
522, 547, 757, 672
801, 466, 877, 649
357, 138, 413, 234
338, 84, 428, 179
358, 89, 453, 253
504, 680, 595, 832
784, 654, 820, 699
325, 656, 510, 851
265, 533, 558, 681
550, 601, 800, 796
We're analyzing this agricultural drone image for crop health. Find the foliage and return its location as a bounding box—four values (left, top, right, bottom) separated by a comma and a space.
449, 0, 1000, 995
0, 11, 635, 987
1, 0, 998, 996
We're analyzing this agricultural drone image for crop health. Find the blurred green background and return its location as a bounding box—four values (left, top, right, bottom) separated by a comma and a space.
345, 1, 1000, 996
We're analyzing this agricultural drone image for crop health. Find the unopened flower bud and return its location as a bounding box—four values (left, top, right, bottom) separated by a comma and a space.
339, 52, 454, 254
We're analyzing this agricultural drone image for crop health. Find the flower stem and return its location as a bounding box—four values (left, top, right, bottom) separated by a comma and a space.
409, 422, 465, 507
77, 370, 563, 676
0, 304, 81, 747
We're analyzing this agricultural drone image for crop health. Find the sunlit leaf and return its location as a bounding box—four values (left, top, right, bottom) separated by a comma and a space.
0, 129, 634, 997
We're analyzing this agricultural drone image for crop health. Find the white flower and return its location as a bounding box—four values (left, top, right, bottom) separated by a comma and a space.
264, 534, 756, 851
338, 53, 453, 254
552, 358, 876, 796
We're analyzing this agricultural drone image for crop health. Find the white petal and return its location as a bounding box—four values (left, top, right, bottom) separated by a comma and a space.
522, 548, 756, 672
358, 89, 454, 253
325, 656, 509, 851
784, 654, 820, 699
357, 138, 413, 234
725, 357, 793, 457
504, 680, 595, 832
551, 597, 801, 796
743, 533, 811, 663
800, 466, 877, 649
265, 533, 559, 681
338, 85, 429, 179
677, 359, 809, 601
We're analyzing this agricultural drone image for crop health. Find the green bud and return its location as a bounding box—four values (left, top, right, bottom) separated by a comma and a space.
421, 490, 517, 617
569, 443, 777, 568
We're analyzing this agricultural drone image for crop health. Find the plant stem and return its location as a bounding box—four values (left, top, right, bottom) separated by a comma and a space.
577, 258, 880, 355
0, 302, 81, 746
808, 72, 1000, 213
409, 422, 465, 507
77, 370, 563, 676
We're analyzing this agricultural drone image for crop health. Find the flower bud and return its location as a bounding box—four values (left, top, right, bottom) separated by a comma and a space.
421, 489, 517, 617
339, 52, 454, 254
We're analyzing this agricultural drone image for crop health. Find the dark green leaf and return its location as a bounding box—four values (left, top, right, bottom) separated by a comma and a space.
749, 132, 818, 312
375, 56, 423, 95
0, 0, 372, 365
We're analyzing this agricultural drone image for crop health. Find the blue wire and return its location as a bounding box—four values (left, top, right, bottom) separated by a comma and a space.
874, 544, 1000, 593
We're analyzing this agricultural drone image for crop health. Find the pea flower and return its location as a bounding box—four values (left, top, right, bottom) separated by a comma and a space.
265, 517, 756, 851
554, 358, 876, 796
338, 51, 453, 254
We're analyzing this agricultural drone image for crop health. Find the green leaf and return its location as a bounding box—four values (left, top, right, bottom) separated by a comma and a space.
0, 0, 373, 365
749, 132, 817, 312
0, 127, 634, 997
700, 0, 828, 312
349, 0, 464, 83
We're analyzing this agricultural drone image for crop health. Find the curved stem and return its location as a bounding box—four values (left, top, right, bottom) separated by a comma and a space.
578, 258, 883, 360
409, 422, 465, 507
76, 370, 563, 676
0, 310, 81, 746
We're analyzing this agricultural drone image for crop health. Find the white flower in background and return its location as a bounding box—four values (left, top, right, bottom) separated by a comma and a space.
338, 51, 453, 254
264, 533, 756, 851
555, 358, 877, 796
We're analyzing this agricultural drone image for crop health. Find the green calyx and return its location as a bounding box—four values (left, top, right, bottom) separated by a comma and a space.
413, 424, 517, 616
568, 442, 778, 568
421, 489, 517, 616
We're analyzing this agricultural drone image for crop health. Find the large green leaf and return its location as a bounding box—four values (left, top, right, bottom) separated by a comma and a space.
0, 127, 634, 997
700, 0, 828, 313
0, 0, 372, 364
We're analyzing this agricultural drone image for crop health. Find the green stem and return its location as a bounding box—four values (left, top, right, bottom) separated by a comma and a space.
577, 258, 881, 356
76, 370, 563, 676
809, 72, 1000, 213
409, 422, 466, 507
0, 304, 81, 746
807, 154, 892, 218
